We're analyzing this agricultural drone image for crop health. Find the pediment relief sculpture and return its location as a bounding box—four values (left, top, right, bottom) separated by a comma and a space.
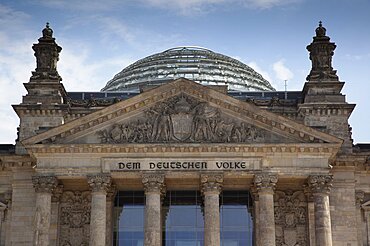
96, 94, 283, 144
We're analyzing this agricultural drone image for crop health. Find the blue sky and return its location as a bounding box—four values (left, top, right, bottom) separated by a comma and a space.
0, 0, 369, 144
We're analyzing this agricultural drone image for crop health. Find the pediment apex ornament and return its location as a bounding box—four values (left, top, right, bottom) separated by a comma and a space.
97, 94, 266, 144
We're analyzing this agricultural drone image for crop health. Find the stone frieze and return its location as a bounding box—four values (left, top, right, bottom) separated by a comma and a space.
97, 94, 267, 143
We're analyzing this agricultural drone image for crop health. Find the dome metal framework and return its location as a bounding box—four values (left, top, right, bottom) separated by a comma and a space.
102, 47, 275, 92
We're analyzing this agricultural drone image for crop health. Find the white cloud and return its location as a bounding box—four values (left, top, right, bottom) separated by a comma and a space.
242, 0, 302, 9
273, 59, 294, 82
58, 42, 135, 91
247, 61, 273, 82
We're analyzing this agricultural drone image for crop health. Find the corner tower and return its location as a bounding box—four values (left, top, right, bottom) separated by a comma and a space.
13, 23, 68, 153
299, 22, 355, 153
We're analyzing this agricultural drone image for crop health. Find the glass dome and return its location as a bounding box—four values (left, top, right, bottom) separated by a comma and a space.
101, 47, 275, 92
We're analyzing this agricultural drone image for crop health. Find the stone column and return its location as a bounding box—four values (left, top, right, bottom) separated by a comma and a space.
0, 203, 6, 245
363, 204, 370, 246
50, 185, 63, 246
253, 173, 278, 246
4, 191, 11, 246
201, 173, 223, 246
32, 175, 58, 246
142, 173, 166, 246
304, 185, 316, 246
307, 175, 333, 246
251, 187, 260, 246
355, 191, 364, 246
106, 185, 117, 246
87, 174, 112, 246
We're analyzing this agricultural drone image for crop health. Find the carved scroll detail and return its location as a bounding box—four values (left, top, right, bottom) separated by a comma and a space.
274, 190, 308, 246
59, 191, 91, 246
97, 94, 265, 143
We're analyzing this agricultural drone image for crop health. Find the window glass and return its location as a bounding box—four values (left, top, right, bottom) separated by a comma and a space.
220, 191, 254, 246
163, 190, 204, 246
113, 191, 145, 246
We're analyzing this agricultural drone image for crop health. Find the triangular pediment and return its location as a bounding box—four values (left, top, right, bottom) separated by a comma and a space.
22, 78, 342, 146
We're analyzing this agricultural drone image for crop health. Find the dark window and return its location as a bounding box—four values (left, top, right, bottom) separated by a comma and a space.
220, 191, 254, 246
113, 191, 145, 246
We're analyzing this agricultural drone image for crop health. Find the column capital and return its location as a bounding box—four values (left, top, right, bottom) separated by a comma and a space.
307, 174, 333, 195
87, 174, 112, 193
201, 173, 223, 195
253, 173, 278, 194
32, 175, 58, 193
142, 173, 166, 194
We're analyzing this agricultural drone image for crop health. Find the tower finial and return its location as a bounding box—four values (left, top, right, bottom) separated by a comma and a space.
315, 21, 326, 37
42, 22, 53, 39
30, 23, 62, 82
306, 22, 338, 82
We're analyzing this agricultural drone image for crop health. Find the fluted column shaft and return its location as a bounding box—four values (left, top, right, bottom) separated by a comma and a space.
308, 175, 333, 246
32, 175, 58, 246
87, 174, 112, 246
201, 173, 223, 246
142, 173, 165, 246
253, 173, 278, 246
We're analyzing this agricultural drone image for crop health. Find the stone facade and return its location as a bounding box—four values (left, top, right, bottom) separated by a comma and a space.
0, 22, 369, 246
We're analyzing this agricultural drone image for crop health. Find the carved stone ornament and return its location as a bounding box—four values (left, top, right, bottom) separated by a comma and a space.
32, 175, 58, 193
201, 173, 223, 194
87, 174, 112, 193
51, 184, 64, 202
31, 23, 62, 81
274, 190, 308, 246
59, 191, 91, 246
97, 94, 267, 144
253, 173, 278, 193
306, 21, 338, 81
307, 175, 333, 194
142, 173, 166, 194
355, 190, 365, 208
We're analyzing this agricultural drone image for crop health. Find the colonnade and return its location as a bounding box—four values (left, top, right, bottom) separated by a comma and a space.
31, 173, 334, 246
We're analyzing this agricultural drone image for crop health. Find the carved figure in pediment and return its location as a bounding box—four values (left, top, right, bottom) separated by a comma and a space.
150, 102, 173, 141
97, 94, 267, 143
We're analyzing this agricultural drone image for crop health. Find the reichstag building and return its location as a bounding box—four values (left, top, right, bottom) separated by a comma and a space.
0, 22, 369, 246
